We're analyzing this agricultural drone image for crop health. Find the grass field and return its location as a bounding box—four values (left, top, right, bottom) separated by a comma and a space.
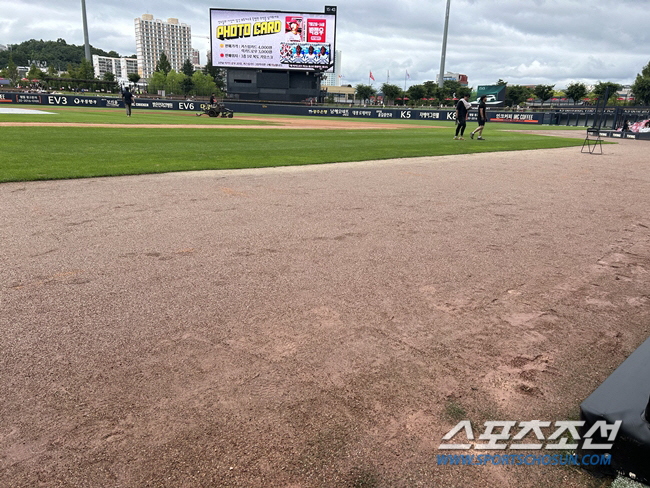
0, 106, 590, 183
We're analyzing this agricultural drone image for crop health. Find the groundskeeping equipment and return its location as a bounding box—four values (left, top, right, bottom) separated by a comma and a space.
197, 100, 234, 118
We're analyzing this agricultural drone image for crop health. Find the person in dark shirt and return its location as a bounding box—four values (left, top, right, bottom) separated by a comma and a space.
471, 95, 487, 140
122, 87, 134, 117
454, 94, 471, 140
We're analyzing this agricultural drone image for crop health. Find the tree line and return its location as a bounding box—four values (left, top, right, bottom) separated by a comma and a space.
146, 53, 225, 97
354, 80, 472, 106
353, 62, 650, 107
0, 38, 127, 73
0, 40, 226, 97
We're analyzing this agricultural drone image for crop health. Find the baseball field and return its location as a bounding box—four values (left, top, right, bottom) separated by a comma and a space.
0, 106, 586, 182
1, 106, 649, 488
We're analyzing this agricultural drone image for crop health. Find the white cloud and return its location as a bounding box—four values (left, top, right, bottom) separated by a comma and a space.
1, 0, 648, 89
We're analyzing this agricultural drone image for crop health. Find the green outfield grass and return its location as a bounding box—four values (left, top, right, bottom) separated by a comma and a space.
0, 108, 591, 183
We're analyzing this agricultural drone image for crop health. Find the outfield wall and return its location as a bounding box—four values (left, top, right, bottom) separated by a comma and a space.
2, 92, 648, 130
0, 93, 201, 112
223, 101, 547, 124
0, 92, 546, 124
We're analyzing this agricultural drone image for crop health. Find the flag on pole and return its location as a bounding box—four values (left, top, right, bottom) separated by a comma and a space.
369, 71, 375, 81
406, 70, 410, 79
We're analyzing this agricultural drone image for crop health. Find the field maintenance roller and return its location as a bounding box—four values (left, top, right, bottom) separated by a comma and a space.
196, 99, 234, 118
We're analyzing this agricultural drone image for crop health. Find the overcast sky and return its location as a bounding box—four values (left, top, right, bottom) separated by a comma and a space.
2, 0, 649, 89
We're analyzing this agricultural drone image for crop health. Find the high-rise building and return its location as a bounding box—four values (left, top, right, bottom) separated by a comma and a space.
92, 55, 139, 81
135, 14, 193, 80
321, 50, 342, 87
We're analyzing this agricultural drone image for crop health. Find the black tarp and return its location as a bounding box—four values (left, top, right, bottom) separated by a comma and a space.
578, 336, 650, 483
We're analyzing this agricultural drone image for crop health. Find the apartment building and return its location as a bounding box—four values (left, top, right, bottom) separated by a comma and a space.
92, 55, 139, 81
135, 14, 193, 80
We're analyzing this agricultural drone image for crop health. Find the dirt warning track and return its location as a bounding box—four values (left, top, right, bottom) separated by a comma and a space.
2, 137, 650, 487
0, 115, 445, 130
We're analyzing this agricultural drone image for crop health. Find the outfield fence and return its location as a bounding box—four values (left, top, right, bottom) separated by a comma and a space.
1, 92, 648, 129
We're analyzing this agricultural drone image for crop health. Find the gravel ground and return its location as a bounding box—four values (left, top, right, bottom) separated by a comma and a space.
612, 476, 649, 488
1, 133, 649, 487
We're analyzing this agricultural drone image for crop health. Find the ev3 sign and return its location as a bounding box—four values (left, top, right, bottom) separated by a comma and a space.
440, 420, 621, 450
48, 95, 68, 105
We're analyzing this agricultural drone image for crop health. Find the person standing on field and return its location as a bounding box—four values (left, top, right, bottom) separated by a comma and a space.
471, 95, 487, 140
122, 87, 134, 117
454, 93, 471, 140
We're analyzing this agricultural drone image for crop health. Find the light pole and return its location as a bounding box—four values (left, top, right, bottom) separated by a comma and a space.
81, 0, 91, 61
438, 0, 451, 89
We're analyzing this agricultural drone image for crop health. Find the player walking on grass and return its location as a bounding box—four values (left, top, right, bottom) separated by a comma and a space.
122, 87, 134, 117
471, 95, 487, 140
454, 94, 471, 140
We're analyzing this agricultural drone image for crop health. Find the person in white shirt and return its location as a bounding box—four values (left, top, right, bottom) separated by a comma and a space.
317, 46, 329, 64
305, 46, 317, 62
285, 22, 302, 41
292, 45, 304, 63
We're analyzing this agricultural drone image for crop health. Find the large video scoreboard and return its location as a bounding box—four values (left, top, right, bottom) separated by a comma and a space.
210, 7, 337, 72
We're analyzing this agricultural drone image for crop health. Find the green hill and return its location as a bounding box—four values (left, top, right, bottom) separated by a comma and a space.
0, 38, 134, 71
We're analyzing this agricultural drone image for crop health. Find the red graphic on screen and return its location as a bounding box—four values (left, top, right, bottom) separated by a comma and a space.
285, 16, 303, 41
306, 19, 326, 43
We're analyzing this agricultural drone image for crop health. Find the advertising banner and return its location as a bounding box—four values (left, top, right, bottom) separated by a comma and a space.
490, 112, 542, 123
476, 85, 506, 104
0, 93, 546, 123
210, 8, 337, 72
16, 94, 43, 104
223, 102, 545, 123
0, 94, 203, 111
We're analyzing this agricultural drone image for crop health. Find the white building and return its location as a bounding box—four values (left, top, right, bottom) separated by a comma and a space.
321, 50, 342, 87
135, 14, 193, 80
436, 71, 469, 86
92, 55, 139, 82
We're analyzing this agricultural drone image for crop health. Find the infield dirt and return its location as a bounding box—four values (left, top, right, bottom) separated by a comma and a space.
0, 115, 443, 130
1, 132, 649, 487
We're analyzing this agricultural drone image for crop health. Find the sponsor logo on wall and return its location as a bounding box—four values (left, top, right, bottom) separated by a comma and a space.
73, 98, 98, 105
47, 95, 68, 105
17, 95, 42, 103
